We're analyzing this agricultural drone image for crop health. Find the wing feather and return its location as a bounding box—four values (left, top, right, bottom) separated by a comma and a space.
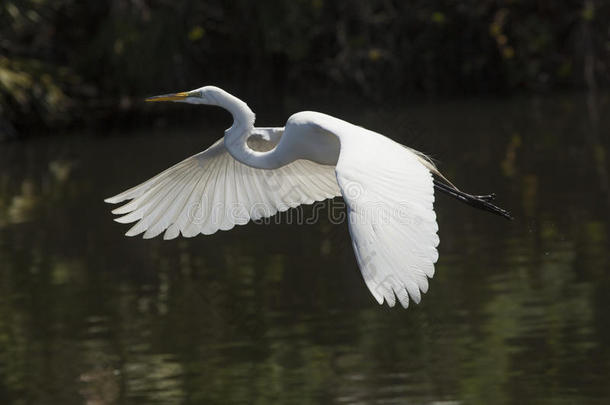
106, 137, 341, 238
335, 133, 439, 308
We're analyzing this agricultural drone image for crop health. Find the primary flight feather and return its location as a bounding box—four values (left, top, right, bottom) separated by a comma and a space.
105, 86, 511, 308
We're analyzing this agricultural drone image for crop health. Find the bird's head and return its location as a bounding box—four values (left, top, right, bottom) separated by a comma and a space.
145, 86, 223, 105
144, 85, 254, 129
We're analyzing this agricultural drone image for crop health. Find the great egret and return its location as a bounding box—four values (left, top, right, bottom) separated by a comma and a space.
105, 86, 511, 308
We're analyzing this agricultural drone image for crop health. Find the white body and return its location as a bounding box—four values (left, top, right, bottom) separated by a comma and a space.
106, 86, 439, 308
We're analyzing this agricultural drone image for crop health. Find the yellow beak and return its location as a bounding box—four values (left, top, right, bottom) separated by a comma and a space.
145, 92, 190, 102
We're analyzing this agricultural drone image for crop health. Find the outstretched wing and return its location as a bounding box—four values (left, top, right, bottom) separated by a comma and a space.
105, 138, 340, 239
335, 131, 439, 308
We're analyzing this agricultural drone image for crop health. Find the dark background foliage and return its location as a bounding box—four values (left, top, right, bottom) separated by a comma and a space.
0, 0, 608, 138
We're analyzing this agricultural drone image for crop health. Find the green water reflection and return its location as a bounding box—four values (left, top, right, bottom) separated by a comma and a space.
1, 94, 609, 404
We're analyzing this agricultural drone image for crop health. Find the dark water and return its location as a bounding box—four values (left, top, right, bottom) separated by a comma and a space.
1, 94, 609, 404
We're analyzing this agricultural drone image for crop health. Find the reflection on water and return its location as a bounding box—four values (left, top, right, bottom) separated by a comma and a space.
1, 94, 609, 404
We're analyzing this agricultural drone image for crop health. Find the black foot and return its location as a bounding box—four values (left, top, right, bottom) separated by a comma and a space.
433, 180, 513, 220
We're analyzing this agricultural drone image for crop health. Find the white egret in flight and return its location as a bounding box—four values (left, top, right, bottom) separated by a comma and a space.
105, 86, 511, 308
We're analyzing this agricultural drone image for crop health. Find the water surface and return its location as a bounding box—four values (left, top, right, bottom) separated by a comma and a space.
1, 94, 609, 404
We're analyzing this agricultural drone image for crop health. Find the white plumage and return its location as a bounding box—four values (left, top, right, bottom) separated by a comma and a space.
336, 132, 438, 308
105, 139, 340, 240
106, 86, 511, 308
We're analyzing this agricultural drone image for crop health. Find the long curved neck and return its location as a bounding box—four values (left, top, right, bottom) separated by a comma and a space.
208, 88, 289, 169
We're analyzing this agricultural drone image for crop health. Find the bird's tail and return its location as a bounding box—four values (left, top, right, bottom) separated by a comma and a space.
408, 148, 459, 190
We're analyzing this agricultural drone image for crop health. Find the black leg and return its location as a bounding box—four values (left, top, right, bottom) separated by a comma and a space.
433, 180, 513, 220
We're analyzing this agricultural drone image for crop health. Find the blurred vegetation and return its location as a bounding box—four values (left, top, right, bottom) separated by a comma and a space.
1, 0, 609, 138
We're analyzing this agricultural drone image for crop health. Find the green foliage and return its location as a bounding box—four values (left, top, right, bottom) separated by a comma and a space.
1, 0, 609, 137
